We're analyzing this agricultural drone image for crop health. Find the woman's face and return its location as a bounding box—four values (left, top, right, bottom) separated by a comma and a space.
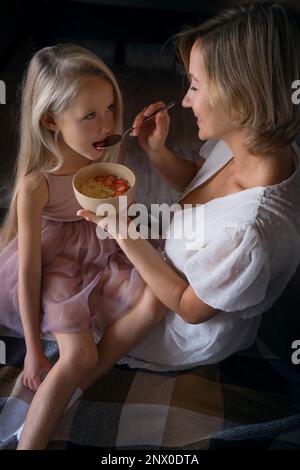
182, 40, 237, 142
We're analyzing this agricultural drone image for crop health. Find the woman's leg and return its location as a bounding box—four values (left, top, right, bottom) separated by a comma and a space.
79, 286, 166, 392
17, 331, 98, 450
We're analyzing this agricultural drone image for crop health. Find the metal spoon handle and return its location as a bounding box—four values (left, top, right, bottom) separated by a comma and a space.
142, 100, 176, 124
125, 100, 175, 137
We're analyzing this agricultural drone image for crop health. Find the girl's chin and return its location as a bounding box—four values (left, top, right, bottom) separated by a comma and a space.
85, 149, 104, 160
93, 147, 105, 157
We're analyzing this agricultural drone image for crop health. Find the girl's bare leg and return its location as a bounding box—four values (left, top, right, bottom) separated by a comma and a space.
17, 332, 98, 450
79, 286, 166, 392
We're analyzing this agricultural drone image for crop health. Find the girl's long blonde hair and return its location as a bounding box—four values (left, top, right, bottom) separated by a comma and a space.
0, 43, 124, 251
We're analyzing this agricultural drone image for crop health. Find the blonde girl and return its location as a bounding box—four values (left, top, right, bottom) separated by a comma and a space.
0, 44, 165, 449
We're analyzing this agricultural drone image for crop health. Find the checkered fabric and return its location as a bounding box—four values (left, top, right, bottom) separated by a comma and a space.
1, 325, 299, 450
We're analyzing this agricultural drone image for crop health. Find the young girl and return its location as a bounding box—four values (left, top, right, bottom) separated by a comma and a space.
0, 44, 166, 449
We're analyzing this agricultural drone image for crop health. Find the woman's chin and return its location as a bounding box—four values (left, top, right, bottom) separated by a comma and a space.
198, 128, 207, 141
198, 126, 215, 142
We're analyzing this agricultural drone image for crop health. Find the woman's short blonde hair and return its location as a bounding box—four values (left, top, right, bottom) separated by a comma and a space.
176, 1, 300, 155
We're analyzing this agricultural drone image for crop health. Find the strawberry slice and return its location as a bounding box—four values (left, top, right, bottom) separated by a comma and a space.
114, 190, 126, 196
114, 184, 128, 192
103, 175, 115, 187
95, 175, 105, 182
114, 181, 126, 188
115, 178, 125, 184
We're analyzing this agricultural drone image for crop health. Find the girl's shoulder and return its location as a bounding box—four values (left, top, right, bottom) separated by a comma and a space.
18, 171, 49, 210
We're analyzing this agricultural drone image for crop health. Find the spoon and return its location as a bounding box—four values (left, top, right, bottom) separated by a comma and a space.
99, 101, 175, 149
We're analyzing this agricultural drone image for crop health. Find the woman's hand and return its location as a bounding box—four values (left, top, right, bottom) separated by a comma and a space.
23, 347, 52, 391
77, 210, 134, 240
131, 101, 170, 156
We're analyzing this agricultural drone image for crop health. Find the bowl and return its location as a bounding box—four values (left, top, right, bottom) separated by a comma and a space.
73, 162, 136, 214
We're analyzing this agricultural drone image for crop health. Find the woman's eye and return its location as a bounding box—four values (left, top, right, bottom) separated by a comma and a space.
107, 104, 115, 112
189, 86, 198, 92
85, 112, 96, 120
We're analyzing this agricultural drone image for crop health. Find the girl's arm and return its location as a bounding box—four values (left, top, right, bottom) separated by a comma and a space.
132, 102, 204, 192
17, 173, 51, 390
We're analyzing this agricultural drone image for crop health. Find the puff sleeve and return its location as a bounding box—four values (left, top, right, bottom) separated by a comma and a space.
183, 224, 271, 313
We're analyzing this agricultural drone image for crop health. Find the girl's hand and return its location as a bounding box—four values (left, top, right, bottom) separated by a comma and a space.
23, 348, 52, 391
131, 101, 170, 156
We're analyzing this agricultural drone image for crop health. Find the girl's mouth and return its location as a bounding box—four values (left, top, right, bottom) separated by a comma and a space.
93, 141, 106, 151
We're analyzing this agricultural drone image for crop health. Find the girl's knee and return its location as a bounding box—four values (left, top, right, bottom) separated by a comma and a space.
67, 348, 98, 372
58, 336, 99, 372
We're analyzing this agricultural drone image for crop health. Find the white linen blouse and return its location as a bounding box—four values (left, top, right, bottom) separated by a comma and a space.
119, 139, 300, 371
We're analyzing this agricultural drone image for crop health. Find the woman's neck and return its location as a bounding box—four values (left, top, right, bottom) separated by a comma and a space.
223, 133, 295, 189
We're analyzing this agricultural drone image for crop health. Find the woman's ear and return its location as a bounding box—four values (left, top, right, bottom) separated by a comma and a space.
41, 112, 57, 131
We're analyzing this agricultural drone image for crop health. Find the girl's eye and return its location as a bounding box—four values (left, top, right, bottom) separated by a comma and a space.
189, 86, 198, 92
107, 104, 115, 112
85, 112, 96, 120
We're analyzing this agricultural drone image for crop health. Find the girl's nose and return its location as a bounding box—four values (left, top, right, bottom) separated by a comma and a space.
100, 118, 113, 135
101, 124, 112, 135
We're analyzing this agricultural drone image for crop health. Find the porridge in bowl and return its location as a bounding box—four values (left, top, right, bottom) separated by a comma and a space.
73, 162, 136, 213
78, 175, 130, 198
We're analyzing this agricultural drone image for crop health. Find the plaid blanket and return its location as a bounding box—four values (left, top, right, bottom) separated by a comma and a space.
1, 324, 300, 450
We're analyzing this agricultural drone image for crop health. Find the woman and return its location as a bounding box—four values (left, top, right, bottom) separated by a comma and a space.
79, 0, 300, 373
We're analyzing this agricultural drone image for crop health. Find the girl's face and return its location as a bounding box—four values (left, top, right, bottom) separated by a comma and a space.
53, 76, 115, 161
182, 41, 237, 142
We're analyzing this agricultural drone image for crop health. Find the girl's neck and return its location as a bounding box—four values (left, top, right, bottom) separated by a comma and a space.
49, 138, 94, 176
49, 157, 92, 176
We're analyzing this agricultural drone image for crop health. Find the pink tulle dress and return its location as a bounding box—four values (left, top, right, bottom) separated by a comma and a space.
0, 169, 147, 341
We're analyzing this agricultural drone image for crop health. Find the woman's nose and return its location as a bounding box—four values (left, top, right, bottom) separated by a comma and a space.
182, 93, 191, 108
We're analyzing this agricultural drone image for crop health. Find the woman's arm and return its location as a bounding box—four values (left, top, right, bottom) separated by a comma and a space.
17, 173, 51, 389
148, 146, 204, 193
132, 101, 204, 192
116, 234, 219, 324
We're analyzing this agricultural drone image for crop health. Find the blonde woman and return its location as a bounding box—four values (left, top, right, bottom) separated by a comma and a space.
0, 44, 166, 449
79, 1, 300, 371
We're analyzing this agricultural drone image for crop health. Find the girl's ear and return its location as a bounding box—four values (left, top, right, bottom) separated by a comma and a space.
41, 112, 57, 131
